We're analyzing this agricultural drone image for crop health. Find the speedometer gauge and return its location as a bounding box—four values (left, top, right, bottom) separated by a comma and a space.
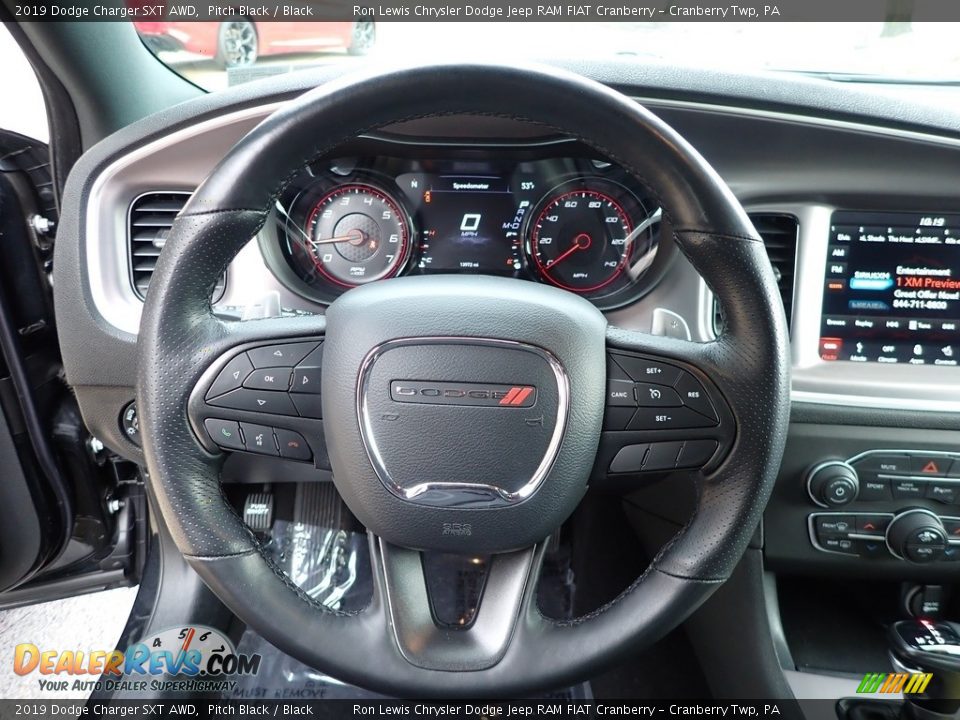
528, 180, 658, 299
305, 184, 411, 287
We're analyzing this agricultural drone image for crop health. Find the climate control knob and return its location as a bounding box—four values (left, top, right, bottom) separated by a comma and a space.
886, 509, 948, 563
806, 461, 859, 507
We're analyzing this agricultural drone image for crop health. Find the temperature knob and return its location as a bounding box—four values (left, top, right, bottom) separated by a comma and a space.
806, 461, 859, 507
886, 509, 948, 563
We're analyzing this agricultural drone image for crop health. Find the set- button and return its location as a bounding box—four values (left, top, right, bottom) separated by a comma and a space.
603, 353, 719, 431
205, 341, 324, 419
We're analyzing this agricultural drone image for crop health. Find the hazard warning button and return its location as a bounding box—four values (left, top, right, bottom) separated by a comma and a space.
910, 455, 948, 477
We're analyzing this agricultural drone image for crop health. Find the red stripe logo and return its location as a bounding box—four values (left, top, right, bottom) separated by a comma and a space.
500, 387, 534, 406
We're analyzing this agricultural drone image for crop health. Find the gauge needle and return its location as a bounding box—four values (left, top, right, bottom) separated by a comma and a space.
311, 229, 366, 246
549, 233, 592, 268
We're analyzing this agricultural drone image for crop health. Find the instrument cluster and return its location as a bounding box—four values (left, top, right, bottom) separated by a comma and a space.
262, 145, 671, 310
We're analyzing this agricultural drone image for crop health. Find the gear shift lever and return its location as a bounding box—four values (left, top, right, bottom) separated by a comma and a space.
889, 619, 960, 719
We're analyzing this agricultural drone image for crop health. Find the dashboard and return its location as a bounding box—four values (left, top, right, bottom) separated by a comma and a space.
263, 144, 669, 310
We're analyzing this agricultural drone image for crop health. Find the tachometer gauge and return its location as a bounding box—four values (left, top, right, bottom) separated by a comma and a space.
304, 184, 411, 287
528, 180, 659, 298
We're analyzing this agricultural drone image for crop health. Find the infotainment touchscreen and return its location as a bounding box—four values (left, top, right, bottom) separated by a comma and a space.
820, 211, 960, 365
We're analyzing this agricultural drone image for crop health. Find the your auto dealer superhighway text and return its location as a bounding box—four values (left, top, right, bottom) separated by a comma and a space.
356, 4, 780, 17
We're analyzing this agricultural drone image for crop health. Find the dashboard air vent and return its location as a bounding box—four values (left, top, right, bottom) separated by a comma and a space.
128, 192, 225, 300
714, 213, 799, 334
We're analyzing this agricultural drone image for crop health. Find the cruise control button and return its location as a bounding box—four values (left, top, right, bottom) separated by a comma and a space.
291, 393, 323, 419
854, 454, 910, 475
911, 455, 949, 477
291, 367, 322, 394
926, 483, 959, 504
243, 367, 292, 391
676, 440, 718, 469
643, 441, 684, 471
204, 419, 244, 450
603, 407, 634, 431
208, 388, 297, 416
892, 479, 925, 499
276, 429, 312, 461
240, 422, 278, 456
816, 515, 854, 536
606, 380, 636, 406
635, 383, 682, 407
611, 354, 683, 386
627, 406, 716, 431
609, 444, 649, 473
248, 342, 318, 369
206, 353, 254, 400
673, 372, 718, 421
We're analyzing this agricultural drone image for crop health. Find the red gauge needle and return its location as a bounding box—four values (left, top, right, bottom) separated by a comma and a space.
311, 228, 366, 246
548, 233, 592, 268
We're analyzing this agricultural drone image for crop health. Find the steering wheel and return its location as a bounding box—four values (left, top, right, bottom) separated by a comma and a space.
137, 62, 789, 696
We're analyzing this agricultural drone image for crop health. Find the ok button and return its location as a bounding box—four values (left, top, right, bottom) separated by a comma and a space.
243, 367, 292, 391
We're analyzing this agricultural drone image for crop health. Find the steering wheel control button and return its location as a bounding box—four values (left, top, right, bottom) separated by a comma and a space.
603, 407, 635, 431
642, 441, 684, 471
676, 440, 719, 469
634, 383, 682, 407
243, 368, 293, 391
206, 352, 254, 399
247, 341, 318, 368
204, 419, 244, 451
239, 422, 279, 456
291, 367, 322, 394
610, 353, 683, 386
208, 388, 297, 416
121, 402, 140, 446
291, 393, 324, 419
276, 429, 312, 461
606, 380, 636, 406
673, 373, 718, 421
609, 444, 649, 473
627, 406, 715, 431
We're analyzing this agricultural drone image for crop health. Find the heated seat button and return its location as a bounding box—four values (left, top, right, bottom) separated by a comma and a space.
611, 354, 683, 386
673, 372, 718, 421
291, 367, 322, 394
910, 455, 949, 477
243, 367, 292, 391
239, 422, 278, 456
248, 342, 318, 368
635, 383, 682, 407
206, 353, 254, 400
606, 380, 636, 406
204, 419, 244, 451
208, 389, 297, 416
609, 444, 649, 473
676, 440, 718, 469
627, 407, 716, 431
276, 429, 312, 461
642, 441, 684, 471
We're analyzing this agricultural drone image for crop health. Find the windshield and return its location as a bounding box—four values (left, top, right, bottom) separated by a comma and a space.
134, 21, 960, 92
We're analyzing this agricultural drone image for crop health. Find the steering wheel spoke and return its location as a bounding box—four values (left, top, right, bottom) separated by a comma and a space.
373, 537, 545, 672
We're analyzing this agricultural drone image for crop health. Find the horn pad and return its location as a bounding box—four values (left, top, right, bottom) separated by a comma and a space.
321, 275, 606, 553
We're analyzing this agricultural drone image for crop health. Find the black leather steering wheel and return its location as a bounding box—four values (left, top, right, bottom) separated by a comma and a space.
136, 62, 790, 696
